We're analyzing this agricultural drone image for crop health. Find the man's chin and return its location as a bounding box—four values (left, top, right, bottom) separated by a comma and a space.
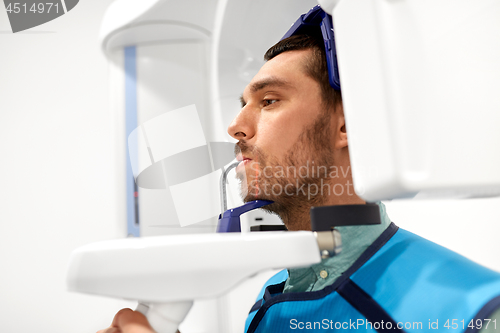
242, 194, 268, 203
242, 193, 280, 213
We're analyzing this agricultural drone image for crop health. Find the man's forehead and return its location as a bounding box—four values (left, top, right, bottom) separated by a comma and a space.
242, 50, 310, 99
248, 76, 294, 93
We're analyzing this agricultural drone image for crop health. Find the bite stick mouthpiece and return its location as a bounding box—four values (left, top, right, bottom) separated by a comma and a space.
216, 200, 273, 233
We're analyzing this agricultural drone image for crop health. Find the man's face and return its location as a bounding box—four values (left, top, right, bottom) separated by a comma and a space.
228, 49, 339, 229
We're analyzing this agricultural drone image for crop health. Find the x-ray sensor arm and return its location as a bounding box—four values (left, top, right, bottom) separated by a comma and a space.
67, 200, 379, 333
67, 230, 323, 333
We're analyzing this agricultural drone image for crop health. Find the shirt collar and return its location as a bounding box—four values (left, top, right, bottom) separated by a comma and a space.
284, 202, 392, 293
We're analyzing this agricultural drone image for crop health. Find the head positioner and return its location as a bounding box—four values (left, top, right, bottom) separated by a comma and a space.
281, 5, 341, 91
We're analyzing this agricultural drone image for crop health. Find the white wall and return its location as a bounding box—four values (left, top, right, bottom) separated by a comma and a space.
0, 1, 135, 332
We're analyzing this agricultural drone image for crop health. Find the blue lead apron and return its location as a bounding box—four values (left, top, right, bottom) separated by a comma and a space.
245, 223, 500, 333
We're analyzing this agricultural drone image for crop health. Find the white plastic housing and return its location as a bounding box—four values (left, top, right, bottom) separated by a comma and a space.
332, 0, 500, 201
67, 232, 320, 303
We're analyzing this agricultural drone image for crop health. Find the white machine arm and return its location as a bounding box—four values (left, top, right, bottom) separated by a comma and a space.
67, 232, 323, 333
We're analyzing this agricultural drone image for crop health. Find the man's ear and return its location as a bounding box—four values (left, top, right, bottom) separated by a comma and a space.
334, 104, 348, 149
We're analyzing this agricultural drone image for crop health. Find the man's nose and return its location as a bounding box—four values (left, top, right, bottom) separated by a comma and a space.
227, 106, 256, 141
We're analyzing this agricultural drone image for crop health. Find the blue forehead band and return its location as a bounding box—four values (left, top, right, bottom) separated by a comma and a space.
281, 5, 341, 91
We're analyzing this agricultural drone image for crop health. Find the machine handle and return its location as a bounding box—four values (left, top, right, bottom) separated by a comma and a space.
135, 301, 193, 333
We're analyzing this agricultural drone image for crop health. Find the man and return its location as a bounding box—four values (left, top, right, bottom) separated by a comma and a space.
99, 12, 500, 333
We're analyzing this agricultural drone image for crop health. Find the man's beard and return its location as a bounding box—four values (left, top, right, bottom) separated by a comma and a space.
235, 110, 334, 230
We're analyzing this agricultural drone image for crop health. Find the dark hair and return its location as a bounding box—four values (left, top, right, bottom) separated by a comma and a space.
264, 33, 342, 110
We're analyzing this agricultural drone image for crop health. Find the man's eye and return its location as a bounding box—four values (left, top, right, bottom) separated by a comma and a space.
263, 99, 278, 107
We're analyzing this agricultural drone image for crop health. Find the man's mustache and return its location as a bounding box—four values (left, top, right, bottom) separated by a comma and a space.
234, 140, 253, 157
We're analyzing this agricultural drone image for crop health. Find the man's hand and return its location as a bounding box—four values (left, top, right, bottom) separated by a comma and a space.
97, 308, 155, 333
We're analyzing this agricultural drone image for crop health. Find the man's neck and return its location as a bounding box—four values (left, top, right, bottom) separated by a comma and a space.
282, 180, 366, 231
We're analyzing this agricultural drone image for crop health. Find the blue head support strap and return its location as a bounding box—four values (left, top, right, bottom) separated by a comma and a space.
281, 5, 341, 91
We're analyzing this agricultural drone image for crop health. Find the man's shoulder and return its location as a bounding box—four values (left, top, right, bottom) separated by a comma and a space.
357, 227, 500, 282
352, 227, 500, 319
255, 269, 289, 300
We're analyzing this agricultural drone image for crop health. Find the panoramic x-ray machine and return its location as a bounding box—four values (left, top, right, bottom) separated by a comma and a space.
67, 0, 500, 332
